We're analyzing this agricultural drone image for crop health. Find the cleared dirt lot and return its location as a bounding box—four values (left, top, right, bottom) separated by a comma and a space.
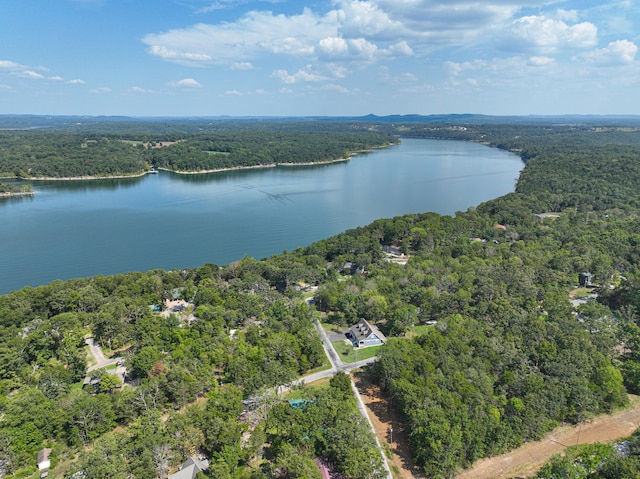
456, 395, 640, 479
353, 373, 640, 479
353, 372, 425, 479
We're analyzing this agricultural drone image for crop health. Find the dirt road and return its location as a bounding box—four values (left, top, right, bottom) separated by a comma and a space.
354, 373, 425, 479
353, 376, 640, 479
456, 395, 640, 479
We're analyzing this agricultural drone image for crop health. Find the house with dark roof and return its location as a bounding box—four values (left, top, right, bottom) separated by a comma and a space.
168, 456, 209, 479
346, 319, 386, 348
342, 262, 365, 275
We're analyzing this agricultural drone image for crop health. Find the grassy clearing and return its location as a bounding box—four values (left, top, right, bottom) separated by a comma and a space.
404, 324, 431, 339
331, 340, 381, 363
285, 377, 332, 400
321, 322, 344, 334
570, 287, 597, 299
304, 356, 333, 376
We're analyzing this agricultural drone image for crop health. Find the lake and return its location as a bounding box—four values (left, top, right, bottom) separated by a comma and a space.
0, 138, 523, 294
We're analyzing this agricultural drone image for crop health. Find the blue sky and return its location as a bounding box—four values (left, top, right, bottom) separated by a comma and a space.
1, 0, 639, 116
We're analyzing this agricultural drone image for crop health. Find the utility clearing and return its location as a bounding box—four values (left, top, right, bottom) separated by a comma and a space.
354, 378, 640, 479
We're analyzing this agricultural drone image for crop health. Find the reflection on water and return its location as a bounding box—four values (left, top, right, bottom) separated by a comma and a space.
21, 175, 145, 193
0, 139, 523, 294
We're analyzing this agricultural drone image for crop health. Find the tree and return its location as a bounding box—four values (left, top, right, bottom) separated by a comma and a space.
99, 372, 123, 393
65, 391, 116, 445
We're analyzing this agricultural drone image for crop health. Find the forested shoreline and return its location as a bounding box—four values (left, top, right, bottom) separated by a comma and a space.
0, 127, 396, 179
2, 120, 640, 478
0, 182, 33, 197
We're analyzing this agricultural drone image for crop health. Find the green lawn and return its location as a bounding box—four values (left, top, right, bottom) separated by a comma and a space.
285, 377, 332, 399
304, 356, 333, 376
321, 322, 344, 334
404, 324, 431, 339
331, 340, 381, 363
571, 287, 597, 299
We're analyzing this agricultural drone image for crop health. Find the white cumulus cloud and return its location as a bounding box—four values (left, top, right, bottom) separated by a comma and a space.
168, 78, 201, 88
0, 60, 24, 70
528, 56, 555, 67
500, 15, 598, 54
231, 62, 254, 70
13, 70, 45, 79
67, 79, 85, 84
129, 86, 153, 93
272, 66, 329, 84
141, 2, 421, 71
147, 45, 212, 62
318, 36, 379, 61
323, 83, 352, 93
583, 39, 638, 66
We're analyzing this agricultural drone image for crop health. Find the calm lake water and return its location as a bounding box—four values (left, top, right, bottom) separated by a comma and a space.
0, 138, 523, 294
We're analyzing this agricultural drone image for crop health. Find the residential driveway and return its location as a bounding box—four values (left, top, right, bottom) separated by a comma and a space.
287, 320, 392, 479
328, 331, 348, 342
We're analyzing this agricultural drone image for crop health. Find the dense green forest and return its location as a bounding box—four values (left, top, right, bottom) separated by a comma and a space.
535, 437, 640, 478
149, 131, 396, 172
0, 263, 384, 478
0, 182, 32, 196
0, 128, 395, 178
2, 120, 640, 478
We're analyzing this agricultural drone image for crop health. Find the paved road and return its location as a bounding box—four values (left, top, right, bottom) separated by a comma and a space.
85, 337, 126, 377
296, 320, 378, 383
294, 318, 392, 479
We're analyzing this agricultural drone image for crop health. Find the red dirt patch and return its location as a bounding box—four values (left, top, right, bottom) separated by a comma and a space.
353, 372, 425, 479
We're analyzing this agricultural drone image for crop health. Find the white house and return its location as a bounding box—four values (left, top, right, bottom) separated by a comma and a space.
347, 319, 386, 348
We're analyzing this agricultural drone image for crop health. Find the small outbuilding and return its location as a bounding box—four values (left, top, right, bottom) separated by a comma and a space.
37, 448, 52, 471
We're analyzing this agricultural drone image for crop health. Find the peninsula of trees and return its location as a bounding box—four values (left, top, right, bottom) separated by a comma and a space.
0, 182, 32, 197
2, 117, 640, 478
0, 126, 396, 179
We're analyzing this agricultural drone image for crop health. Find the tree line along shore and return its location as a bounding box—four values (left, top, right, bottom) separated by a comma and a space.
2, 119, 640, 478
0, 127, 398, 180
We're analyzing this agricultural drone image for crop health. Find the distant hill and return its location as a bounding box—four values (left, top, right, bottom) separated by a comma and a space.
2, 113, 640, 131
